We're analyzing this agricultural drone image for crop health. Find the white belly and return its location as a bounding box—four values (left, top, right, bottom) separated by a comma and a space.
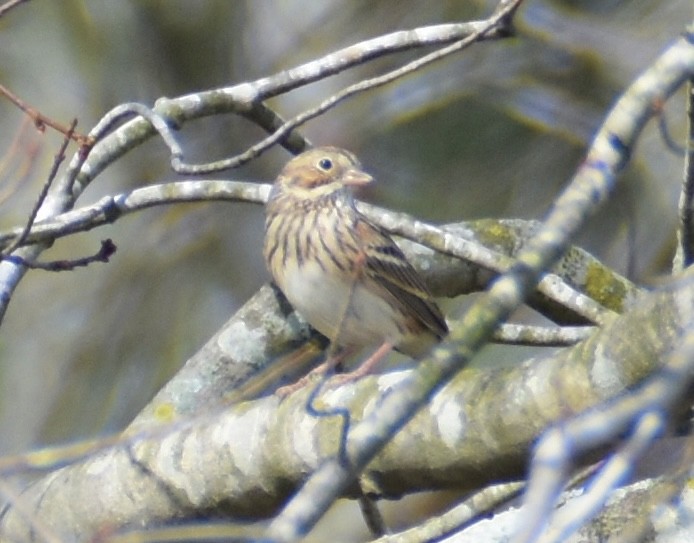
279, 261, 403, 348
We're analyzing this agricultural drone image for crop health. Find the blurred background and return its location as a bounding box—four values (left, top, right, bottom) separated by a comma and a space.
0, 0, 689, 531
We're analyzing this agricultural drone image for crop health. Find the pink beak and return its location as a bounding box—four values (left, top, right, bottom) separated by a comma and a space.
342, 168, 373, 187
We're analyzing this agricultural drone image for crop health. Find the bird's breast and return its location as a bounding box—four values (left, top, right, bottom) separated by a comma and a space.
280, 260, 405, 349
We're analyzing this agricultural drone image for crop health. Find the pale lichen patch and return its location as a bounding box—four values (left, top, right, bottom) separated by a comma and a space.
590, 340, 623, 394
217, 321, 266, 362
431, 389, 466, 448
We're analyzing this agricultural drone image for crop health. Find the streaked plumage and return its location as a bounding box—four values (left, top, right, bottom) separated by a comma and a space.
264, 147, 447, 376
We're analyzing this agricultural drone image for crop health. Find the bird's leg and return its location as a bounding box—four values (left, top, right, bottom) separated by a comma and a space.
275, 346, 354, 397
277, 250, 366, 398
328, 341, 394, 388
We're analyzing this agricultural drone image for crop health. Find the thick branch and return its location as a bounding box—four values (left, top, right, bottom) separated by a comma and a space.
0, 278, 690, 541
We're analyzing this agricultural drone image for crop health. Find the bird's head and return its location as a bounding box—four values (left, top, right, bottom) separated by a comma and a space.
273, 147, 373, 202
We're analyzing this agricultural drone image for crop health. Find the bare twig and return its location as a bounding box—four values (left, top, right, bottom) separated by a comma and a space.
360, 204, 621, 325
0, 85, 91, 145
239, 102, 310, 156
63, 16, 517, 199
0, 179, 625, 330
675, 80, 694, 269
356, 491, 387, 538
375, 482, 525, 543
0, 119, 42, 206
84, 102, 185, 176
2, 239, 116, 271
173, 11, 513, 174
0, 0, 29, 18
492, 323, 594, 346
0, 181, 269, 250
658, 109, 687, 155
2, 119, 77, 256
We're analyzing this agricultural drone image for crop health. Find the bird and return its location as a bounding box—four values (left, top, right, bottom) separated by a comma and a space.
263, 146, 447, 390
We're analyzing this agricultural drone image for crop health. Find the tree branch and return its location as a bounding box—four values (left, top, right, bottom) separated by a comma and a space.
0, 276, 689, 541
266, 30, 694, 542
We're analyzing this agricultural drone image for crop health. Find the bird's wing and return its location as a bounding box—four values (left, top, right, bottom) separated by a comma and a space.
359, 221, 448, 339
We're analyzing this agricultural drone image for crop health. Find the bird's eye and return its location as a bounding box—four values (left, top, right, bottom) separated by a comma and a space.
318, 158, 333, 171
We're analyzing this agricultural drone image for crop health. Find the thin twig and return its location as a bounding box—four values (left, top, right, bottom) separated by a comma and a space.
2, 239, 116, 271
356, 490, 387, 538
0, 0, 30, 19
360, 203, 620, 325
2, 119, 78, 257
0, 85, 91, 145
85, 102, 184, 166
658, 111, 687, 155
52, 16, 517, 201
239, 102, 310, 155
675, 80, 694, 269
173, 14, 511, 174
0, 119, 43, 206
492, 323, 594, 346
0, 179, 623, 329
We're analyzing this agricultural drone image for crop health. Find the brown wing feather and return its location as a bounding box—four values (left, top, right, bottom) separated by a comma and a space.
358, 221, 448, 339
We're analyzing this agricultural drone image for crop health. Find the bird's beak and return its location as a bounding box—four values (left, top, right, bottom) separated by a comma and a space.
342, 168, 373, 187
